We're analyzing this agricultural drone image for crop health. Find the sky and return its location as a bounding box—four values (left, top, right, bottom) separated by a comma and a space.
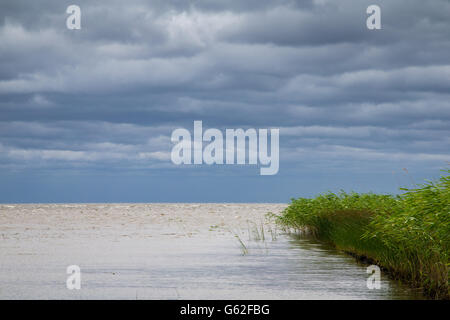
0, 0, 449, 203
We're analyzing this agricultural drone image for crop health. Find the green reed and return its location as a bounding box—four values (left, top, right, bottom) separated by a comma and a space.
276, 169, 450, 299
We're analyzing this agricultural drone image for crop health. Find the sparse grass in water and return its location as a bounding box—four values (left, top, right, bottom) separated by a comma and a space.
229, 219, 278, 255
276, 169, 450, 299
234, 232, 249, 255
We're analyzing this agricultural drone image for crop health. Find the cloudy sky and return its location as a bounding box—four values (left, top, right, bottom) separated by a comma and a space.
0, 0, 449, 203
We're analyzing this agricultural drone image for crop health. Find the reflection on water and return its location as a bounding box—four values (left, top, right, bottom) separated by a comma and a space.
281, 235, 424, 299
0, 203, 424, 299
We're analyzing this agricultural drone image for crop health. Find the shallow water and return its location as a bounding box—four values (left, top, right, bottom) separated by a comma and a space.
0, 203, 424, 299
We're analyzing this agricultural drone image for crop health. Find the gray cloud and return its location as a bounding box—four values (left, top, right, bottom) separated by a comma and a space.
0, 0, 449, 201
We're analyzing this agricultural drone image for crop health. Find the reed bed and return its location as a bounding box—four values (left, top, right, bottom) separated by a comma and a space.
276, 169, 450, 299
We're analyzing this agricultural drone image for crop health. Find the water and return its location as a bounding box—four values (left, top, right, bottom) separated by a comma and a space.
0, 203, 424, 299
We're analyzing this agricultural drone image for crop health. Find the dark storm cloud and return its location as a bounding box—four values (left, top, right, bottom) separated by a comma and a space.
0, 0, 449, 178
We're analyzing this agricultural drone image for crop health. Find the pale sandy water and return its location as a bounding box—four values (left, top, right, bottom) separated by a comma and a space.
0, 203, 424, 300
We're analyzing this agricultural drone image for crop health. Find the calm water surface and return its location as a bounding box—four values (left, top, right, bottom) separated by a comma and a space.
0, 203, 424, 299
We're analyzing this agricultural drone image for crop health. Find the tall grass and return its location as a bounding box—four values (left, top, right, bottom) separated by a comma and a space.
276, 169, 450, 299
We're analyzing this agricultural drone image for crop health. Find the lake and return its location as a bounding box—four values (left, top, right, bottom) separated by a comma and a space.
0, 203, 424, 299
